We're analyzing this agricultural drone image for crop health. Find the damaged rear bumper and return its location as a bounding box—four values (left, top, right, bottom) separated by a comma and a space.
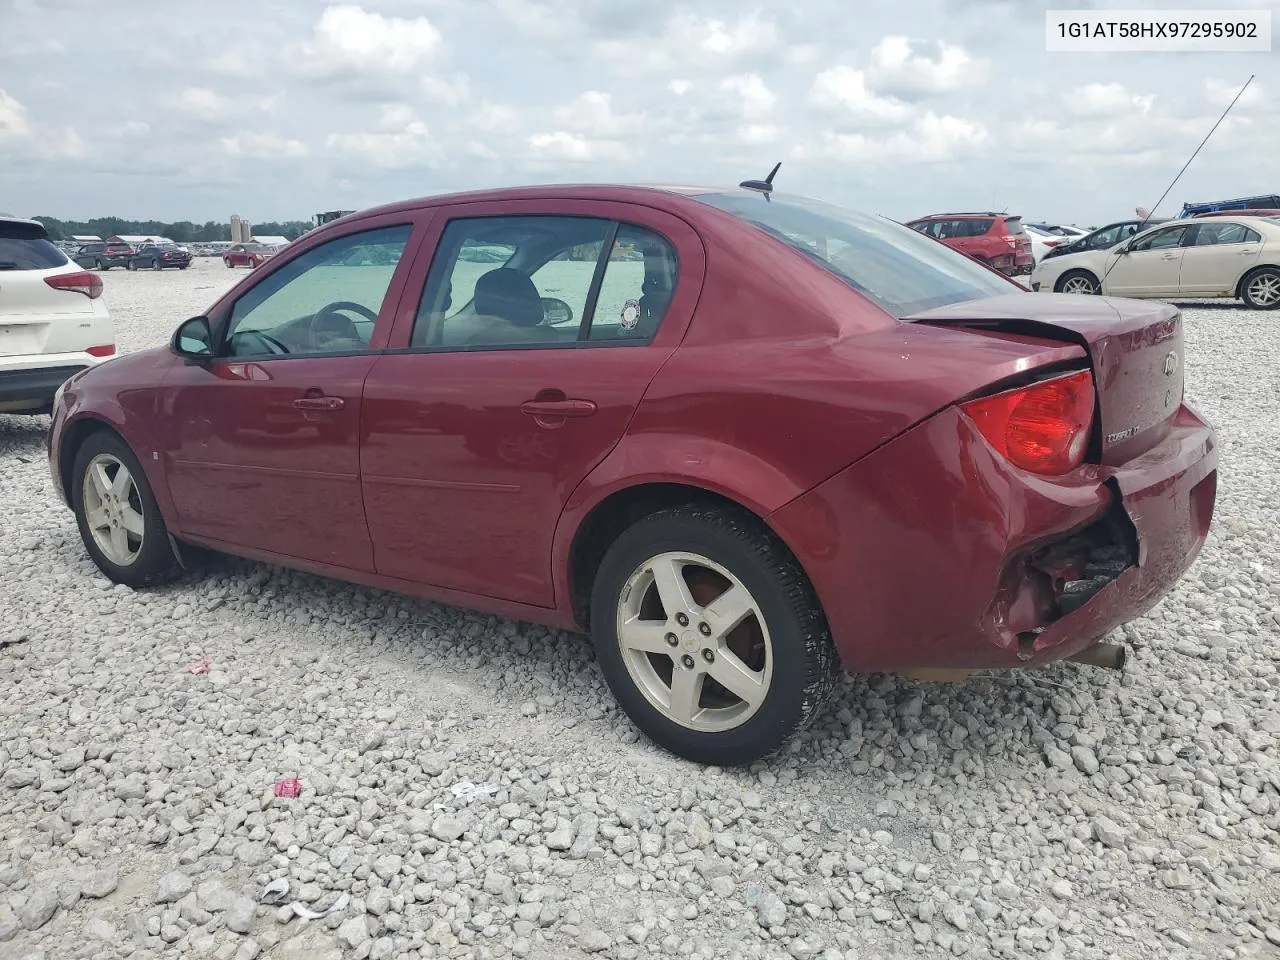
768, 403, 1217, 672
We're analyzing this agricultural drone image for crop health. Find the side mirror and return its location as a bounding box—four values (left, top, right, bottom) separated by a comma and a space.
172, 315, 214, 364
541, 297, 574, 326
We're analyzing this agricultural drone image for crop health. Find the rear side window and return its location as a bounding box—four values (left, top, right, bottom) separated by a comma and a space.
1193, 223, 1260, 245
588, 224, 679, 342
0, 221, 67, 271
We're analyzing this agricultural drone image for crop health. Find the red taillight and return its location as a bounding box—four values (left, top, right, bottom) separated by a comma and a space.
960, 370, 1095, 475
1043, 240, 1059, 248
45, 271, 104, 299
86, 344, 116, 357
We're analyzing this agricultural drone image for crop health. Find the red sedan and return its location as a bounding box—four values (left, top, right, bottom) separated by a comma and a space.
46, 182, 1217, 765
222, 243, 274, 268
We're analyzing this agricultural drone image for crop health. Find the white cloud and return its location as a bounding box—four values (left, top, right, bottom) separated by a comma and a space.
470, 102, 518, 133
0, 90, 31, 138
1204, 76, 1262, 108
552, 91, 643, 137
596, 11, 779, 75
293, 4, 442, 76
421, 75, 471, 107
866, 36, 987, 97
809, 66, 913, 125
220, 132, 308, 159
173, 87, 222, 117
1062, 82, 1156, 119
736, 123, 780, 146
720, 74, 776, 120
812, 112, 987, 163
527, 131, 627, 162
668, 80, 692, 97
326, 122, 439, 169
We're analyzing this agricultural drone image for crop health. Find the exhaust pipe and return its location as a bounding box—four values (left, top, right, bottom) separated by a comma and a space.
1066, 642, 1126, 670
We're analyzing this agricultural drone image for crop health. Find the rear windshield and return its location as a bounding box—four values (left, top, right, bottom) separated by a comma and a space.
697, 192, 1014, 316
1002, 217, 1025, 235
0, 221, 68, 270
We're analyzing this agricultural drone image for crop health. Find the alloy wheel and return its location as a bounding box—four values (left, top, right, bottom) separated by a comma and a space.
1247, 272, 1280, 307
1061, 275, 1098, 295
615, 551, 772, 733
82, 453, 145, 565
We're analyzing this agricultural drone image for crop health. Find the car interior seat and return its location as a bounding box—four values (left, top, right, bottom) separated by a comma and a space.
467, 268, 557, 345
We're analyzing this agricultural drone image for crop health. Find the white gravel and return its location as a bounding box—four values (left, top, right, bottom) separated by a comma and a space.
1, 261, 1278, 960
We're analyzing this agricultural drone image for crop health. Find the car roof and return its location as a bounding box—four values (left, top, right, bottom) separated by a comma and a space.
912, 212, 1012, 220
346, 182, 768, 221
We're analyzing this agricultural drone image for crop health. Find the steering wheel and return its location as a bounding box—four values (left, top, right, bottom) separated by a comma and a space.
306, 301, 379, 351
229, 329, 290, 356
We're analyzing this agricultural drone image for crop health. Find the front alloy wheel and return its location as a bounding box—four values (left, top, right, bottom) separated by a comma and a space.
82, 453, 145, 565
1058, 270, 1100, 295
72, 431, 182, 587
1243, 268, 1280, 309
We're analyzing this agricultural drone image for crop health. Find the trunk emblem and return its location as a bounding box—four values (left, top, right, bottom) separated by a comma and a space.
1163, 352, 1178, 376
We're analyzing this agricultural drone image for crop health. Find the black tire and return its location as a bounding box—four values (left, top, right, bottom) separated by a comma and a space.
94, 259, 103, 270
152, 259, 162, 271
589, 504, 838, 766
100, 262, 111, 271
1240, 266, 1280, 310
71, 430, 182, 588
224, 260, 234, 268
1055, 269, 1101, 295
179, 264, 189, 270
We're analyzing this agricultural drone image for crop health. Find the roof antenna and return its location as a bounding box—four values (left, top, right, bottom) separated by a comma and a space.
740, 161, 781, 197
1101, 74, 1254, 287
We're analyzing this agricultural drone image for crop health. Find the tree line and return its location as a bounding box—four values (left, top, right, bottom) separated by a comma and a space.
32, 216, 314, 242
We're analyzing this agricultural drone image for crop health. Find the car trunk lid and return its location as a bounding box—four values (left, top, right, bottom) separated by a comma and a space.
903, 293, 1184, 465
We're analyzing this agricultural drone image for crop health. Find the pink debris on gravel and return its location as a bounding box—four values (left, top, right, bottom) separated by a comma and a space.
274, 778, 302, 799
188, 658, 211, 675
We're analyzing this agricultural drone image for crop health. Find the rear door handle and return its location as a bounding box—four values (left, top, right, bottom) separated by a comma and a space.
293, 396, 344, 410
1161, 253, 1179, 260
520, 398, 597, 418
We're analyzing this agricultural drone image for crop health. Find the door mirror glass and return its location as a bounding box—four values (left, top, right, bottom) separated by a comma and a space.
173, 315, 213, 359
541, 297, 574, 326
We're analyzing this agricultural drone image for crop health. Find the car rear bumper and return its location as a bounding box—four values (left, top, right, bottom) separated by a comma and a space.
768, 403, 1217, 672
0, 353, 97, 411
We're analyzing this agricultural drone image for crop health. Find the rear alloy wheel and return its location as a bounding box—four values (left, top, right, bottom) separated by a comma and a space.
1057, 269, 1101, 295
1241, 267, 1280, 309
72, 432, 182, 587
590, 505, 837, 765
153, 259, 162, 271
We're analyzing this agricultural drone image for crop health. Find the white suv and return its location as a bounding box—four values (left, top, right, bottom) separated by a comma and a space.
0, 216, 115, 414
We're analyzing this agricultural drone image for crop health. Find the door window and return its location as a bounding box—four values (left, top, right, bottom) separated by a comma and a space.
223, 225, 411, 357
587, 224, 679, 342
1129, 226, 1188, 252
411, 216, 611, 348
1191, 223, 1260, 246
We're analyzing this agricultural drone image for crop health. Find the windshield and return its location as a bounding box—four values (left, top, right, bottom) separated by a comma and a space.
697, 192, 1015, 316
0, 221, 68, 270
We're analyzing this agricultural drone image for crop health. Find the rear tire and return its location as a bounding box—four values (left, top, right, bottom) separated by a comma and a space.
1056, 269, 1100, 295
152, 259, 162, 271
589, 504, 838, 766
71, 431, 182, 588
1240, 266, 1280, 309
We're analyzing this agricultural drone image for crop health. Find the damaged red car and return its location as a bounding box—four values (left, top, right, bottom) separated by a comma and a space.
47, 181, 1217, 765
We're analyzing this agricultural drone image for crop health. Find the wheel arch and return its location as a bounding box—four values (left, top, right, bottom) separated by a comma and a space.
58, 415, 123, 505
1235, 262, 1280, 299
563, 480, 809, 633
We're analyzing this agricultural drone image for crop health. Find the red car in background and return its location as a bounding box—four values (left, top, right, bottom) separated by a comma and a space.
906, 212, 1036, 277
47, 182, 1216, 765
223, 243, 274, 268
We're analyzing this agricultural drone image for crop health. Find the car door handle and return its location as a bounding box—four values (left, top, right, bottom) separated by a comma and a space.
293, 396, 344, 410
1161, 253, 1179, 259
520, 398, 597, 418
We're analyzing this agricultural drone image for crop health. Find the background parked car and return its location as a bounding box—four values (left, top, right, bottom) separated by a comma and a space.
1193, 208, 1280, 219
1027, 222, 1089, 240
128, 243, 192, 271
1023, 224, 1067, 262
223, 243, 273, 268
0, 216, 114, 414
1039, 219, 1166, 262
72, 241, 135, 270
1031, 215, 1280, 308
1180, 194, 1280, 217
904, 212, 1035, 276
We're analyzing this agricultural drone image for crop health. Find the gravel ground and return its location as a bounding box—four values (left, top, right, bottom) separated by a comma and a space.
1, 261, 1278, 960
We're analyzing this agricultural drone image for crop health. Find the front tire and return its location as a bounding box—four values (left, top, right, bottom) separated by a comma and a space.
1056, 269, 1101, 295
1241, 267, 1280, 309
590, 504, 837, 766
71, 431, 182, 587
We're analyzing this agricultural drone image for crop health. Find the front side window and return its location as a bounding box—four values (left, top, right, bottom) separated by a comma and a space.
1192, 223, 1260, 246
223, 224, 411, 358
697, 192, 1013, 316
1130, 226, 1188, 252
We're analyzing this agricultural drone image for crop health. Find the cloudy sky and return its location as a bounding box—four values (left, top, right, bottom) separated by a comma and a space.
0, 0, 1276, 226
